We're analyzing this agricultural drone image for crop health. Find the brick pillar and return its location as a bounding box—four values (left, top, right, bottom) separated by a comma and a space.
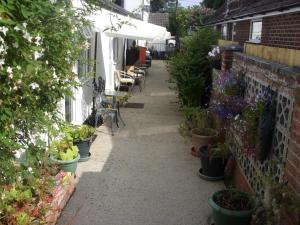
220, 44, 243, 72
282, 84, 300, 225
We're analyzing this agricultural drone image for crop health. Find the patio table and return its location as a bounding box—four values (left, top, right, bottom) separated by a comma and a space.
104, 90, 127, 126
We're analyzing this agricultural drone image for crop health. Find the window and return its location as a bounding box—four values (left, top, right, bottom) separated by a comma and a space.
77, 39, 91, 79
65, 96, 72, 122
113, 38, 119, 62
250, 20, 262, 42
221, 24, 228, 40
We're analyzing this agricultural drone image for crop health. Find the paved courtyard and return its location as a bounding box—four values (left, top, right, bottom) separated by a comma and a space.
58, 60, 223, 225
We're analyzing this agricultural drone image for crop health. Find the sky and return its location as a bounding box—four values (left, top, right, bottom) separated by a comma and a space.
179, 0, 203, 7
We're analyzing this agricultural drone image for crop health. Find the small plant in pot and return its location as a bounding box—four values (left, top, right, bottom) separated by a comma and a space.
66, 124, 96, 162
208, 189, 256, 225
199, 142, 230, 181
208, 46, 221, 70
49, 136, 80, 173
179, 107, 218, 157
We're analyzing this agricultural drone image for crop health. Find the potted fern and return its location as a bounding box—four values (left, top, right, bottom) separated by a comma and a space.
49, 136, 80, 173
66, 125, 96, 161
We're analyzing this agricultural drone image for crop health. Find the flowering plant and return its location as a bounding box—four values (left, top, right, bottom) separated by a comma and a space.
210, 71, 246, 120
208, 46, 221, 60
234, 88, 277, 160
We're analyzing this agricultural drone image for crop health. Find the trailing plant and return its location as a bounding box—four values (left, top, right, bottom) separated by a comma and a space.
168, 27, 219, 107
235, 88, 277, 161
253, 179, 300, 225
210, 71, 246, 120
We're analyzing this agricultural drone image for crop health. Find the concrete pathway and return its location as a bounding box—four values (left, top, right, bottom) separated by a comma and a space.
58, 60, 223, 225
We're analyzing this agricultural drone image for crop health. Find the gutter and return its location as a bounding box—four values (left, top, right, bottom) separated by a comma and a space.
204, 2, 300, 26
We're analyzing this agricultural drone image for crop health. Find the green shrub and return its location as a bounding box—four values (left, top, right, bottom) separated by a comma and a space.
168, 27, 219, 107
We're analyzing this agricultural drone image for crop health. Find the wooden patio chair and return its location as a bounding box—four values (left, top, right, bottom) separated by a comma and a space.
114, 70, 135, 92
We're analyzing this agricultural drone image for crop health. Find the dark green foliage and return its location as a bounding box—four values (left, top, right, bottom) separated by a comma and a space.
202, 0, 225, 10
168, 28, 219, 107
256, 91, 277, 162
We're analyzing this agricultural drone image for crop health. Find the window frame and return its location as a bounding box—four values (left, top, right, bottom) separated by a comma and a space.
249, 19, 262, 43
221, 23, 228, 40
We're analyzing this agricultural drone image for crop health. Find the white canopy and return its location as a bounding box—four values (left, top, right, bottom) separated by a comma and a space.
73, 0, 167, 41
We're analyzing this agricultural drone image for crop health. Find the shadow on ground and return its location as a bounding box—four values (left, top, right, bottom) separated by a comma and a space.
58, 60, 223, 225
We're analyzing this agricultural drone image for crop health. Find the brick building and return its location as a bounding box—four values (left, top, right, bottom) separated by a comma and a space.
205, 1, 300, 224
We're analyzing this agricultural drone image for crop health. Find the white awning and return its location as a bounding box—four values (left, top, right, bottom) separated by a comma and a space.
73, 0, 167, 41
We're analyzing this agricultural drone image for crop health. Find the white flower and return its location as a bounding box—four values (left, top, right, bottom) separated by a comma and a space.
0, 59, 4, 67
23, 32, 32, 42
45, 60, 48, 65
28, 167, 33, 173
13, 42, 19, 48
13, 86, 18, 90
0, 26, 8, 36
53, 71, 58, 79
0, 45, 5, 54
35, 36, 42, 46
16, 65, 21, 70
29, 82, 39, 90
17, 176, 22, 182
34, 51, 43, 60
14, 26, 21, 32
7, 66, 12, 74
50, 0, 57, 3
8, 73, 13, 79
16, 79, 21, 85
0, 36, 4, 43
22, 22, 27, 28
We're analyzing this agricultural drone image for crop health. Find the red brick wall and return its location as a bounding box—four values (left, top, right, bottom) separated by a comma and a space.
285, 102, 300, 197
262, 12, 300, 50
233, 20, 251, 44
283, 90, 300, 225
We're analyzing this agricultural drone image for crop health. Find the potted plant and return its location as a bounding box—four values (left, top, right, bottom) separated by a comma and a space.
199, 142, 230, 180
66, 124, 96, 161
49, 136, 80, 173
208, 189, 256, 225
208, 46, 221, 70
179, 107, 218, 157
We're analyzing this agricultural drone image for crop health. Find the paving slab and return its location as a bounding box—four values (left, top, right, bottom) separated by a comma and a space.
58, 60, 223, 225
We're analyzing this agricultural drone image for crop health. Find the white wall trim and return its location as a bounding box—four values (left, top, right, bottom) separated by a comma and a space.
215, 6, 300, 25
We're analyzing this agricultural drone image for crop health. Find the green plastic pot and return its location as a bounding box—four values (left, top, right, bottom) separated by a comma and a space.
50, 154, 80, 173
74, 138, 91, 160
208, 190, 255, 225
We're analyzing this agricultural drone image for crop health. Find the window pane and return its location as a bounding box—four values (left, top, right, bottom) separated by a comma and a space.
251, 21, 262, 41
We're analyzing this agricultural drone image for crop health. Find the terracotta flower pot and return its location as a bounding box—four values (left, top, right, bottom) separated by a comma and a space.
191, 128, 217, 151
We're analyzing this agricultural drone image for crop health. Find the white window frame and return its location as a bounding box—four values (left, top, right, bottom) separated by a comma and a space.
221, 23, 228, 40
249, 19, 262, 43
232, 22, 236, 41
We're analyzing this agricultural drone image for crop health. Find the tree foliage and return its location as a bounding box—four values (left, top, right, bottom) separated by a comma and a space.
168, 28, 219, 107
169, 5, 215, 36
202, 0, 225, 10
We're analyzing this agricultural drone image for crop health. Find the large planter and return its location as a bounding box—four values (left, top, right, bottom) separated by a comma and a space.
199, 146, 228, 179
50, 154, 80, 173
208, 189, 255, 225
191, 128, 217, 151
74, 138, 91, 160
